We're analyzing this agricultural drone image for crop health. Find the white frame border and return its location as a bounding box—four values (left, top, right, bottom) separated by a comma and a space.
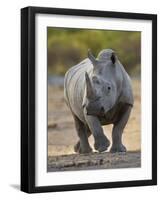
35, 14, 152, 187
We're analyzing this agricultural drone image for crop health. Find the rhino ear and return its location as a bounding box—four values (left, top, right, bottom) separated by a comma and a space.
88, 49, 97, 66
111, 52, 116, 64
85, 72, 95, 99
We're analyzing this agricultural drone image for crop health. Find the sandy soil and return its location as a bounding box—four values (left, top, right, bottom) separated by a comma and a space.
48, 79, 141, 171
48, 152, 140, 172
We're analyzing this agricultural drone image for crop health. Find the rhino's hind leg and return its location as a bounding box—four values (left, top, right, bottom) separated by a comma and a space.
73, 115, 92, 154
110, 105, 132, 153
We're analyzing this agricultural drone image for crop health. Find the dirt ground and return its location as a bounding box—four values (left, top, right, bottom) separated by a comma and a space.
48, 79, 141, 171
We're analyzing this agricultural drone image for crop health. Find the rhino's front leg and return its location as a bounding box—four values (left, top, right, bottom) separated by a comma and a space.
73, 114, 92, 154
110, 105, 132, 153
85, 115, 110, 152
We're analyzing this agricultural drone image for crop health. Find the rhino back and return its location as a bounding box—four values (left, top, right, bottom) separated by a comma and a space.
64, 58, 92, 122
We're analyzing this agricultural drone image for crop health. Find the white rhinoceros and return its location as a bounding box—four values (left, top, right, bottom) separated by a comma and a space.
64, 49, 133, 153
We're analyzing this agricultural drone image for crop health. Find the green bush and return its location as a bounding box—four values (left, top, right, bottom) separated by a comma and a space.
48, 28, 141, 76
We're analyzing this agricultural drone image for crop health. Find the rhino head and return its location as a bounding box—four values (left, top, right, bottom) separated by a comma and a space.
83, 49, 122, 116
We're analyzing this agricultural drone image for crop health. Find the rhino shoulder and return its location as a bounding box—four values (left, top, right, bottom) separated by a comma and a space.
64, 58, 93, 95
65, 58, 91, 79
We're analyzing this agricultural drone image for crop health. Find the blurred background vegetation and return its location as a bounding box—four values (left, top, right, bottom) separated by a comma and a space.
48, 28, 141, 77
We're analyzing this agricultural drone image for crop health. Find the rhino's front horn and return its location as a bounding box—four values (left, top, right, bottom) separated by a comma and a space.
88, 49, 97, 66
85, 72, 95, 99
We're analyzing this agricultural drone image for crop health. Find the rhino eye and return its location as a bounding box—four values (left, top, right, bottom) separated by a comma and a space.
108, 86, 111, 90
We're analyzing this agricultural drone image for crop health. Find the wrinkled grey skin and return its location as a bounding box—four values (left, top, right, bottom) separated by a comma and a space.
64, 49, 133, 153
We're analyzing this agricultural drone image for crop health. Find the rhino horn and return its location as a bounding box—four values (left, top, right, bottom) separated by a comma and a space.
85, 72, 95, 99
88, 49, 97, 66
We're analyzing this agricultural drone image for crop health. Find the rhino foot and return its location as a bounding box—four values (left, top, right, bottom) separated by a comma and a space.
74, 141, 92, 154
94, 136, 110, 152
110, 144, 127, 153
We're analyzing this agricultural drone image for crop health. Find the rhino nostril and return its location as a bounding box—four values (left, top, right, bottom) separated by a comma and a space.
100, 106, 105, 113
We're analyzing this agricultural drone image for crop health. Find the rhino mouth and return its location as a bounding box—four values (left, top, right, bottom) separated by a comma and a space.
86, 105, 113, 117
86, 106, 105, 117
86, 111, 105, 117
